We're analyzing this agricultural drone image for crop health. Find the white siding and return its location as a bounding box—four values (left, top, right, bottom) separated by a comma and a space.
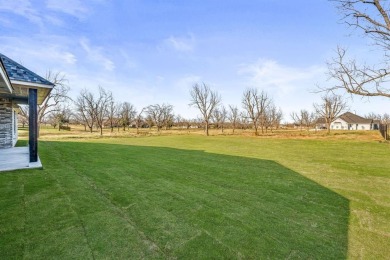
330, 118, 349, 130
330, 118, 372, 131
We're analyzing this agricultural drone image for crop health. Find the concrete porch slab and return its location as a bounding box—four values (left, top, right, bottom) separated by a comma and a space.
0, 147, 42, 172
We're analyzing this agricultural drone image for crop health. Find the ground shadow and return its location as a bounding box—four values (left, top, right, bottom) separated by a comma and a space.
0, 141, 349, 259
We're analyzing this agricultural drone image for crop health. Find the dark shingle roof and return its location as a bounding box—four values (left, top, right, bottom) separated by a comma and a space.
0, 53, 54, 86
338, 112, 373, 124
315, 117, 326, 124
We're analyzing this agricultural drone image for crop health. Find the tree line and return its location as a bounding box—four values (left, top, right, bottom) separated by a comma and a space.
17, 76, 389, 137
38, 83, 284, 136
18, 1, 390, 135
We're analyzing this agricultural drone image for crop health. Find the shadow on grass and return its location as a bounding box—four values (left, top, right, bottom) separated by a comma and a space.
0, 141, 349, 259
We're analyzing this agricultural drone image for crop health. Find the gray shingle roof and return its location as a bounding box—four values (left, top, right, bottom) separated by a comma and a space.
0, 53, 54, 86
338, 112, 373, 124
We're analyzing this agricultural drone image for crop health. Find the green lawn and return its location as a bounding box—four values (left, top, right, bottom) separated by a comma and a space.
1, 135, 389, 259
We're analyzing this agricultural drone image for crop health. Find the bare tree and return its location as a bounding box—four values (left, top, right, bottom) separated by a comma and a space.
189, 83, 221, 136
17, 71, 69, 132
120, 102, 137, 131
47, 104, 72, 131
71, 109, 88, 131
313, 94, 348, 133
18, 106, 29, 128
145, 115, 154, 130
266, 105, 283, 132
212, 106, 227, 133
95, 87, 113, 135
38, 71, 70, 126
74, 89, 96, 133
302, 111, 316, 131
240, 111, 250, 129
228, 105, 239, 134
242, 88, 270, 135
325, 1, 390, 98
175, 115, 183, 129
162, 104, 174, 130
107, 101, 120, 132
291, 109, 316, 131
382, 112, 390, 123
145, 104, 173, 132
135, 108, 145, 134
291, 111, 305, 130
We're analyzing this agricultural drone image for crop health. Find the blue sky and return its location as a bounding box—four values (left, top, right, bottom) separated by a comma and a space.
0, 0, 388, 120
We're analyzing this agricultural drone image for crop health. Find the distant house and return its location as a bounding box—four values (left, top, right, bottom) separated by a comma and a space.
315, 117, 327, 129
315, 112, 380, 131
331, 112, 378, 131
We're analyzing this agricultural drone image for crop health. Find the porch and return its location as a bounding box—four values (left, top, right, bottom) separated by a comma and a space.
0, 53, 53, 171
0, 146, 42, 172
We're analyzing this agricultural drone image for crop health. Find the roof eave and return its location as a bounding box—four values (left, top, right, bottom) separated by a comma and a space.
0, 60, 13, 93
10, 79, 54, 89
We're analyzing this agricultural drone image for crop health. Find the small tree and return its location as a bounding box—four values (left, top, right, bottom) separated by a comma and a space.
242, 88, 270, 135
95, 87, 113, 136
135, 108, 145, 134
162, 104, 174, 130
189, 83, 221, 136
107, 101, 119, 132
145, 104, 173, 132
313, 94, 347, 134
266, 105, 283, 132
228, 105, 239, 134
212, 105, 227, 133
74, 89, 96, 133
120, 102, 137, 131
291, 109, 316, 131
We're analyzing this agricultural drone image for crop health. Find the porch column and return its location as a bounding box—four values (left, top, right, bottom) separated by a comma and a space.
29, 88, 38, 162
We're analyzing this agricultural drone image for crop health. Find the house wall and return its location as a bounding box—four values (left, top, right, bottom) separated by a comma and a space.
0, 98, 13, 148
330, 118, 372, 130
330, 118, 349, 130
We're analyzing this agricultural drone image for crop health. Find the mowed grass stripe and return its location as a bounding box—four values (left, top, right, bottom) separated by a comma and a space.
38, 140, 348, 258
1, 135, 389, 258
42, 141, 166, 259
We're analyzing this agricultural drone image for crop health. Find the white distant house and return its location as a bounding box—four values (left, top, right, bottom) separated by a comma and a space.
330, 112, 379, 131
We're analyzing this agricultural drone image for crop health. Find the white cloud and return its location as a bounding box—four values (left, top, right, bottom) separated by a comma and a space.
62, 52, 77, 64
0, 36, 77, 69
46, 0, 89, 19
174, 75, 201, 92
238, 59, 325, 95
80, 38, 115, 71
118, 49, 137, 70
0, 0, 42, 25
164, 34, 195, 52
237, 59, 328, 119
44, 15, 65, 26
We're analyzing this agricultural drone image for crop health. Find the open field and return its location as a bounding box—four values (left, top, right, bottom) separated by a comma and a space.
22, 124, 387, 141
1, 128, 389, 258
